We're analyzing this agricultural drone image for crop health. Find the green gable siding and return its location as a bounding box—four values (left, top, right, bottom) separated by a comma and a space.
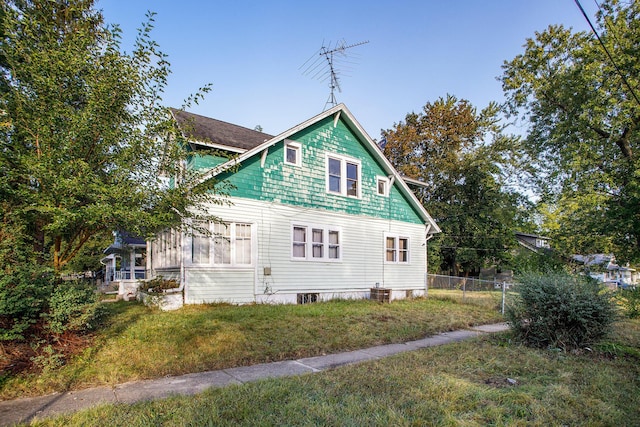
214, 116, 423, 224
187, 152, 229, 171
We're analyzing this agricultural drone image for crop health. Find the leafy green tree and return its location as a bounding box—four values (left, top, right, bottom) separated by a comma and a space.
501, 0, 640, 262
0, 0, 220, 272
383, 95, 530, 276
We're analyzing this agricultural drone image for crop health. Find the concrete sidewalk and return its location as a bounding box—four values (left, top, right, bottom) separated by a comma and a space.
0, 323, 508, 426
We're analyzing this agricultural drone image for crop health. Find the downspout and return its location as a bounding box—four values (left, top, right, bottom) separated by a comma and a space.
424, 223, 433, 297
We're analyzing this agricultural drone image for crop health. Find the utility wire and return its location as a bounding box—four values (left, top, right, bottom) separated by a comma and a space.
574, 0, 640, 107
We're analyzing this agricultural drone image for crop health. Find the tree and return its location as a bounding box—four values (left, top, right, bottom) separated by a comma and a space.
0, 0, 220, 272
501, 0, 640, 262
382, 95, 530, 276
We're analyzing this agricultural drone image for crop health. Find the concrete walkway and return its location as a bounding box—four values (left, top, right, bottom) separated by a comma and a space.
0, 323, 508, 426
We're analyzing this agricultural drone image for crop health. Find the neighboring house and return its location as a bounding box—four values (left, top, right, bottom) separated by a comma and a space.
515, 232, 551, 253
573, 254, 638, 288
101, 231, 147, 298
147, 104, 440, 305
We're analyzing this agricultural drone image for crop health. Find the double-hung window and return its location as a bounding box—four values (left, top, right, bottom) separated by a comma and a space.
326, 154, 361, 198
292, 224, 341, 262
192, 221, 253, 266
385, 234, 409, 264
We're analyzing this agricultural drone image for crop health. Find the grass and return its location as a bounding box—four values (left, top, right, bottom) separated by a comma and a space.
0, 296, 503, 400
27, 318, 640, 426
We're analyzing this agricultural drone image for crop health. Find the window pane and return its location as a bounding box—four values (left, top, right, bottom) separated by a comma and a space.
386, 237, 395, 250
235, 224, 251, 265
346, 162, 358, 179
347, 179, 357, 196
312, 229, 323, 258
329, 230, 339, 245
214, 223, 230, 264
329, 246, 339, 259
329, 158, 341, 175
286, 146, 297, 164
346, 163, 358, 196
328, 158, 341, 193
312, 244, 323, 258
293, 226, 306, 258
329, 175, 341, 193
192, 222, 210, 264
378, 179, 386, 195
399, 238, 409, 262
293, 243, 306, 257
386, 236, 396, 262
293, 227, 306, 243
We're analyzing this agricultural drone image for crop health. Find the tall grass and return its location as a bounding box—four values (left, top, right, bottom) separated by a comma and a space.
31, 319, 640, 426
1, 297, 502, 399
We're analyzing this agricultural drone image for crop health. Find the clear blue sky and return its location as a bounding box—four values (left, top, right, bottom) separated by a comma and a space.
97, 0, 599, 139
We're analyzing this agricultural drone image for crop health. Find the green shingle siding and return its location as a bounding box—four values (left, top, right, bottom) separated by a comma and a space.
204, 117, 423, 224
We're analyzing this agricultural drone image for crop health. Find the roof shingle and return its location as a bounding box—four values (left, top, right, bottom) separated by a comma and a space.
170, 108, 273, 152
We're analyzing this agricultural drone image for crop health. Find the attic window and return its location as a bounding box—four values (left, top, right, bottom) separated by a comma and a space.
284, 140, 301, 166
377, 176, 390, 197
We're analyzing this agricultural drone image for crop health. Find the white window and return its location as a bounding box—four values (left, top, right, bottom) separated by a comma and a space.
326, 154, 361, 198
192, 221, 210, 264
284, 140, 302, 166
377, 176, 390, 197
292, 224, 341, 262
191, 221, 253, 266
385, 234, 410, 264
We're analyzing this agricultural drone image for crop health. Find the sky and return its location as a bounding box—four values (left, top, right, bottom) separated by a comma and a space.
96, 0, 600, 140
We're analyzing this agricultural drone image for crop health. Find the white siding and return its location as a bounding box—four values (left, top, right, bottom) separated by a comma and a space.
184, 197, 427, 304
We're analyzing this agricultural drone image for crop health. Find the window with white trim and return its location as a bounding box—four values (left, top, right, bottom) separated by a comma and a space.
326, 154, 361, 198
385, 234, 410, 263
292, 224, 341, 261
377, 176, 390, 197
284, 140, 301, 166
191, 221, 253, 266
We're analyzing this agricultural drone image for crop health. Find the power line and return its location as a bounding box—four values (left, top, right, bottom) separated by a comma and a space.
574, 0, 640, 107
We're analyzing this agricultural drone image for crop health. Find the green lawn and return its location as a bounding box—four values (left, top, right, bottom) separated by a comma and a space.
0, 296, 503, 400
28, 318, 640, 426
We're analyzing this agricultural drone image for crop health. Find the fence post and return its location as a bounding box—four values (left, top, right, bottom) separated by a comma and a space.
463, 279, 466, 302
501, 282, 506, 315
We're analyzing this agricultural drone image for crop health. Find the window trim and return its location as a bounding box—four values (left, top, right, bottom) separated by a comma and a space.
325, 153, 361, 198
291, 223, 342, 262
384, 233, 410, 264
190, 221, 254, 267
376, 176, 390, 197
284, 140, 302, 167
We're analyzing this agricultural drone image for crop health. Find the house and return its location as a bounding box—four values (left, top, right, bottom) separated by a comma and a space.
515, 232, 551, 253
101, 231, 147, 299
573, 254, 638, 288
147, 104, 440, 305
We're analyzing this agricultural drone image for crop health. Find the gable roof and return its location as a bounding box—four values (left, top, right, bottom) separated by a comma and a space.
170, 108, 273, 153
187, 104, 441, 235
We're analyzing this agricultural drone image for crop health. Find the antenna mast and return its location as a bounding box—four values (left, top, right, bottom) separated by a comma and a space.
301, 39, 369, 110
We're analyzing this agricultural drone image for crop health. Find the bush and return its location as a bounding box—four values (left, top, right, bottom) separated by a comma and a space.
0, 265, 56, 341
141, 276, 179, 294
44, 281, 104, 335
505, 272, 618, 350
1, 265, 103, 340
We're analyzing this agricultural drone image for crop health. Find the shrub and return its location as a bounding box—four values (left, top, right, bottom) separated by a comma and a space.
0, 265, 56, 341
44, 281, 104, 335
141, 276, 179, 294
505, 272, 618, 350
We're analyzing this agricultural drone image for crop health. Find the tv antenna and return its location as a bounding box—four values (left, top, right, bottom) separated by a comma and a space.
301, 39, 369, 110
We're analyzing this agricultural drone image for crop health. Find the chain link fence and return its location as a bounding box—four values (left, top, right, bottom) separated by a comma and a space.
426, 274, 515, 314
